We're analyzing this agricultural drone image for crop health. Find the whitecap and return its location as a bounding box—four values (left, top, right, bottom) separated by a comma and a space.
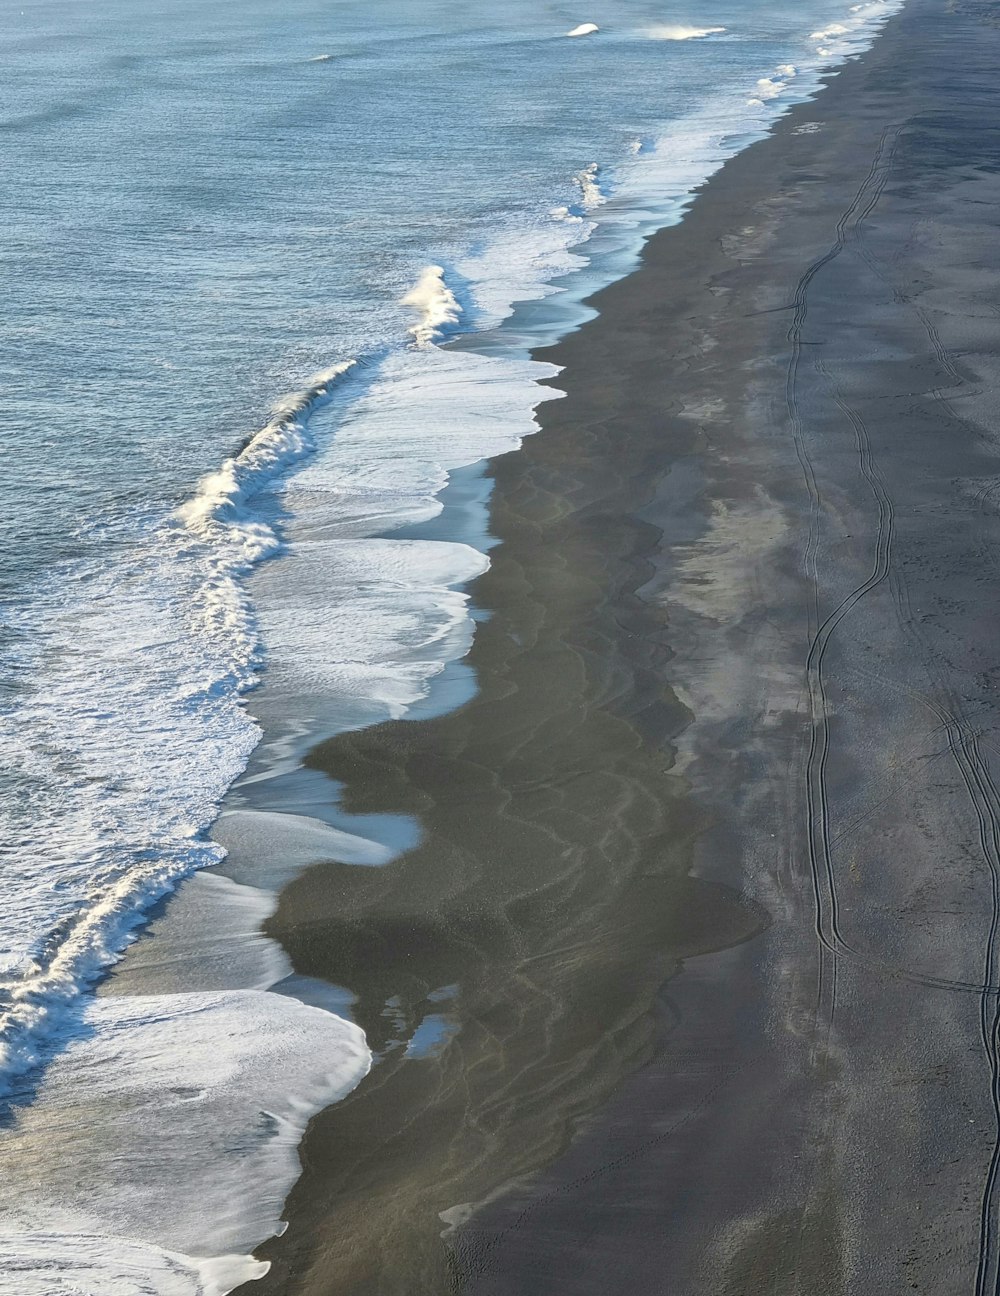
401, 265, 461, 347
753, 76, 785, 101
644, 24, 726, 40
573, 161, 605, 211
0, 358, 358, 1099
0, 989, 370, 1296
173, 359, 358, 678
179, 361, 356, 560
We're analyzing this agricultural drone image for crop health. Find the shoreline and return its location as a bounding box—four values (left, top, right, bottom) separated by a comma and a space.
5, 0, 977, 1290
237, 8, 907, 1294
456, 0, 1000, 1290
241, 0, 1000, 1290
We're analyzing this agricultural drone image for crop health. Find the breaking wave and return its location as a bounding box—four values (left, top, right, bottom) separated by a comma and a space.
0, 360, 358, 1100
174, 360, 358, 687
573, 161, 605, 211
645, 24, 726, 39
401, 265, 462, 347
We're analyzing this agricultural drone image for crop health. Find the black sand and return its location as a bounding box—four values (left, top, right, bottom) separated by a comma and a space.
240, 0, 1000, 1290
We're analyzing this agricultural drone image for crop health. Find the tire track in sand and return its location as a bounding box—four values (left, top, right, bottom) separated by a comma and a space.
785, 117, 1000, 1290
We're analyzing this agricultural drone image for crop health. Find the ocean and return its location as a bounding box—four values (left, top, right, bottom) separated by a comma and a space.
0, 0, 902, 1290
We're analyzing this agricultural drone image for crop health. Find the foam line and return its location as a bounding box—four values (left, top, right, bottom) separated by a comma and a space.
644, 24, 726, 39
0, 990, 371, 1296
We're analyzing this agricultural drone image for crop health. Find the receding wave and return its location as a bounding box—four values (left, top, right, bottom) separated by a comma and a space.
401, 265, 461, 347
0, 988, 370, 1296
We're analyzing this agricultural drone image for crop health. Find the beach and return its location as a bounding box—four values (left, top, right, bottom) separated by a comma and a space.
233, 0, 1000, 1290
5, 3, 927, 1288
3, 0, 996, 1289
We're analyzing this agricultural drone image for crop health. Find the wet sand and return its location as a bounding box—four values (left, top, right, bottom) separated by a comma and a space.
242, 0, 1000, 1290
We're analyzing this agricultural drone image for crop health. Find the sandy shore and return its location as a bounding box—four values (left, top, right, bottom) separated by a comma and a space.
239, 0, 1000, 1290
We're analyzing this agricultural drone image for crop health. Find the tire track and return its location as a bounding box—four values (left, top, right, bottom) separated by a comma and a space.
842, 144, 1000, 1295
786, 118, 1000, 1290
783, 125, 902, 1029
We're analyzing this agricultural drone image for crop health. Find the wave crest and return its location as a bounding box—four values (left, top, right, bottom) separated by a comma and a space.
401, 265, 462, 347
573, 162, 605, 211
179, 361, 357, 568
0, 360, 359, 1100
645, 24, 725, 39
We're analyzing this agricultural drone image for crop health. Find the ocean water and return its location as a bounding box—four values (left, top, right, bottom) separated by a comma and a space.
0, 0, 903, 1289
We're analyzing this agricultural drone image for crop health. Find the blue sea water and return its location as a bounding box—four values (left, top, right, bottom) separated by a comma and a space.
0, 0, 903, 1289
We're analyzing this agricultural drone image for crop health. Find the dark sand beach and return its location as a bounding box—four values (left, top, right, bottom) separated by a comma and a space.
239, 0, 1000, 1290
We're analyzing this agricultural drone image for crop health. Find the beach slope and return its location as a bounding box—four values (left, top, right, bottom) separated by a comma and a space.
246, 0, 1000, 1289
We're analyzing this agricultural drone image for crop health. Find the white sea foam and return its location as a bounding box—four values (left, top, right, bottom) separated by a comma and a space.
0, 354, 371, 1290
644, 24, 726, 39
255, 538, 489, 714
752, 75, 785, 101
810, 21, 850, 37
173, 359, 358, 698
519, 0, 904, 306
573, 161, 605, 210
454, 217, 592, 330
0, 360, 362, 1090
565, 22, 598, 37
0, 1233, 247, 1296
746, 62, 798, 107
0, 317, 561, 1125
401, 265, 461, 347
808, 2, 893, 54
0, 0, 908, 1286
248, 343, 563, 741
179, 361, 357, 569
0, 989, 370, 1296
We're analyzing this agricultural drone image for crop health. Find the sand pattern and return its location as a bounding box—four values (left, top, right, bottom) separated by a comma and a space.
245, 316, 765, 1292
242, 0, 1000, 1289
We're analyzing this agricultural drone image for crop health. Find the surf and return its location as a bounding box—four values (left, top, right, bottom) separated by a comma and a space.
401, 266, 461, 347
